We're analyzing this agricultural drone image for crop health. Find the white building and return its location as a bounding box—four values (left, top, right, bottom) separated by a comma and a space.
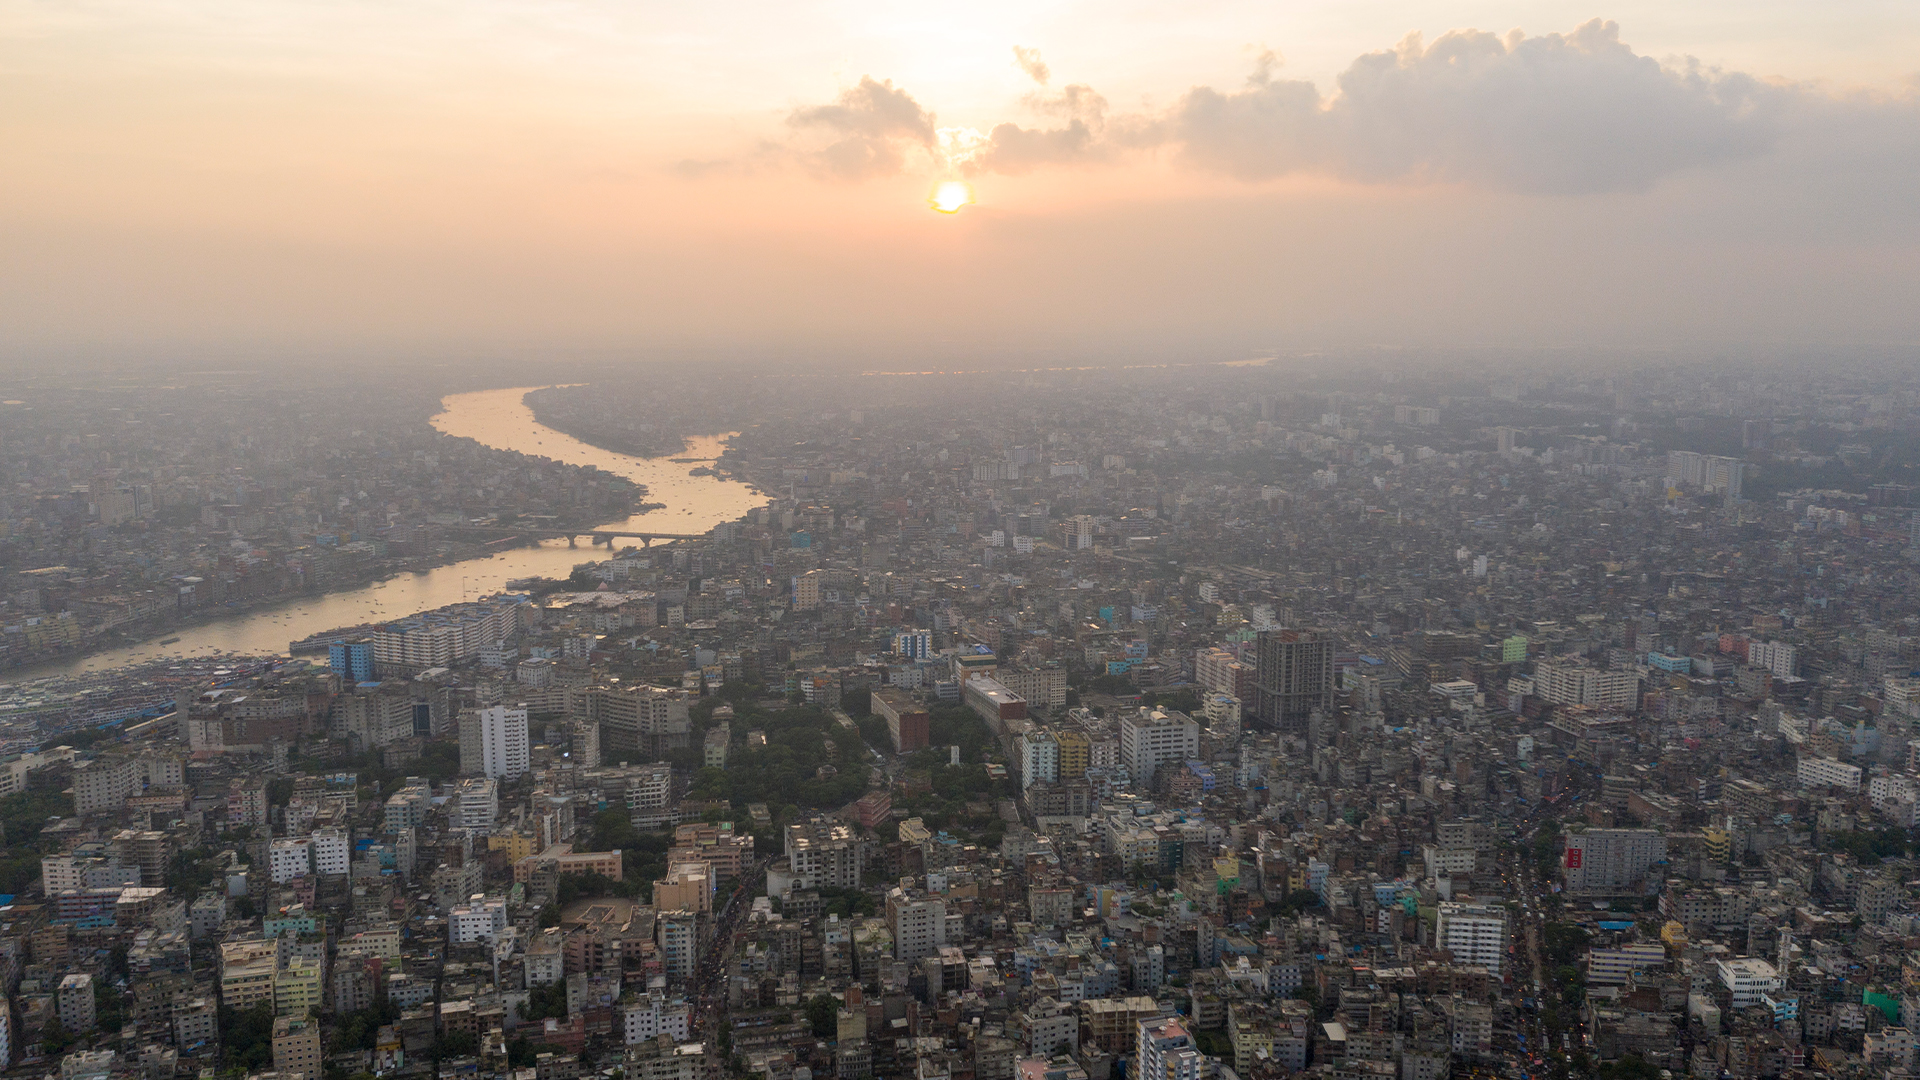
1797, 756, 1862, 791
456, 778, 499, 832
268, 838, 312, 884
1532, 662, 1639, 708
1119, 708, 1199, 788
1716, 958, 1782, 1009
1563, 828, 1667, 897
1136, 1017, 1208, 1080
1019, 730, 1059, 790
1588, 944, 1669, 985
1435, 901, 1509, 977
41, 854, 138, 893
622, 993, 692, 1044
309, 827, 351, 877
72, 757, 140, 815
1749, 641, 1797, 678
473, 705, 530, 781
58, 973, 95, 1031
449, 895, 508, 943
886, 886, 948, 962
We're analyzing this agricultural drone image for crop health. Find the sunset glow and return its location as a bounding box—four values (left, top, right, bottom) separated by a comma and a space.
1, 2, 1916, 358
929, 181, 974, 214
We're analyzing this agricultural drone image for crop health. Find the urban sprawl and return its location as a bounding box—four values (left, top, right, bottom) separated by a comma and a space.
4, 361, 1920, 1080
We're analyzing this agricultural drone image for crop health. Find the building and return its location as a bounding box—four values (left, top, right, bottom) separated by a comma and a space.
785, 820, 864, 890
58, 973, 95, 1032
450, 895, 509, 943
586, 684, 691, 761
886, 886, 947, 962
460, 705, 530, 781
1797, 756, 1862, 791
1201, 694, 1241, 740
1716, 958, 1783, 1009
272, 1015, 323, 1077
1588, 944, 1669, 985
1563, 829, 1668, 897
1135, 1016, 1209, 1080
328, 639, 376, 682
1750, 641, 1798, 678
220, 940, 279, 1009
1118, 709, 1199, 789
999, 665, 1069, 709
1019, 729, 1060, 790
269, 838, 312, 884
310, 827, 350, 876
871, 688, 930, 754
456, 777, 500, 832
657, 910, 698, 986
384, 779, 431, 831
1531, 661, 1640, 708
1195, 647, 1256, 702
895, 629, 933, 659
72, 757, 139, 815
652, 862, 713, 914
274, 961, 324, 1016
1054, 730, 1090, 779
1435, 901, 1509, 977
42, 853, 137, 893
963, 676, 1027, 734
1252, 629, 1334, 733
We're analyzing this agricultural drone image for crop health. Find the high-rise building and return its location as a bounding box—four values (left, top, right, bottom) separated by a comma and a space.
657, 910, 698, 986
886, 886, 948, 962
455, 777, 500, 833
272, 1015, 322, 1078
1135, 1016, 1209, 1080
1019, 730, 1060, 790
268, 838, 312, 884
449, 896, 509, 943
1055, 730, 1090, 779
871, 688, 930, 754
459, 705, 529, 781
1195, 647, 1256, 703
327, 639, 376, 683
1252, 630, 1334, 734
1118, 709, 1199, 789
58, 973, 95, 1032
894, 629, 933, 659
1562, 829, 1667, 897
1202, 694, 1242, 741
785, 819, 865, 889
309, 827, 351, 876
1435, 901, 1510, 977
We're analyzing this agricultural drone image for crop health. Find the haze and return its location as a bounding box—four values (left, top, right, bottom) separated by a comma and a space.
3, 1, 1918, 363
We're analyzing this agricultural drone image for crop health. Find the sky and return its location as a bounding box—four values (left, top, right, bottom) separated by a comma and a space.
3, 1, 1917, 364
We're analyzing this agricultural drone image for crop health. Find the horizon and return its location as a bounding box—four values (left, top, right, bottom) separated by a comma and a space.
4, 2, 1918, 362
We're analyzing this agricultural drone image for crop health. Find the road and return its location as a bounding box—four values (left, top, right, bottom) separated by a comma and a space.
690, 854, 772, 1045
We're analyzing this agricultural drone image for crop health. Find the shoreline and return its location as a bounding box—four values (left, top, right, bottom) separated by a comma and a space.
8, 386, 774, 682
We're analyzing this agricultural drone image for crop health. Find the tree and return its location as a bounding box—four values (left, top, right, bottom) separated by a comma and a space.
42, 1017, 75, 1056
804, 994, 839, 1039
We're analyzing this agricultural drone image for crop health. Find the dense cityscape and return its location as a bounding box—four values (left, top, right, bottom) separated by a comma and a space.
5, 356, 1920, 1080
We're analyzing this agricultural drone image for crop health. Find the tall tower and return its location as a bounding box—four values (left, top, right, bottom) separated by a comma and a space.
1253, 629, 1334, 735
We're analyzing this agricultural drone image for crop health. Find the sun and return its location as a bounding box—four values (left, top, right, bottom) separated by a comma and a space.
928, 180, 973, 214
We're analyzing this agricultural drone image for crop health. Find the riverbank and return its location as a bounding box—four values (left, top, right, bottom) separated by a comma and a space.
13, 387, 771, 680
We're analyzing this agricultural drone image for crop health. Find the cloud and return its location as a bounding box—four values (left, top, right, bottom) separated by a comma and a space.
787, 76, 937, 179
1013, 46, 1050, 86
969, 84, 1110, 174
1168, 20, 1780, 193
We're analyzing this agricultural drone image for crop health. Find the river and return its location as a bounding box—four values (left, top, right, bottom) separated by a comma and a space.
30, 386, 767, 676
